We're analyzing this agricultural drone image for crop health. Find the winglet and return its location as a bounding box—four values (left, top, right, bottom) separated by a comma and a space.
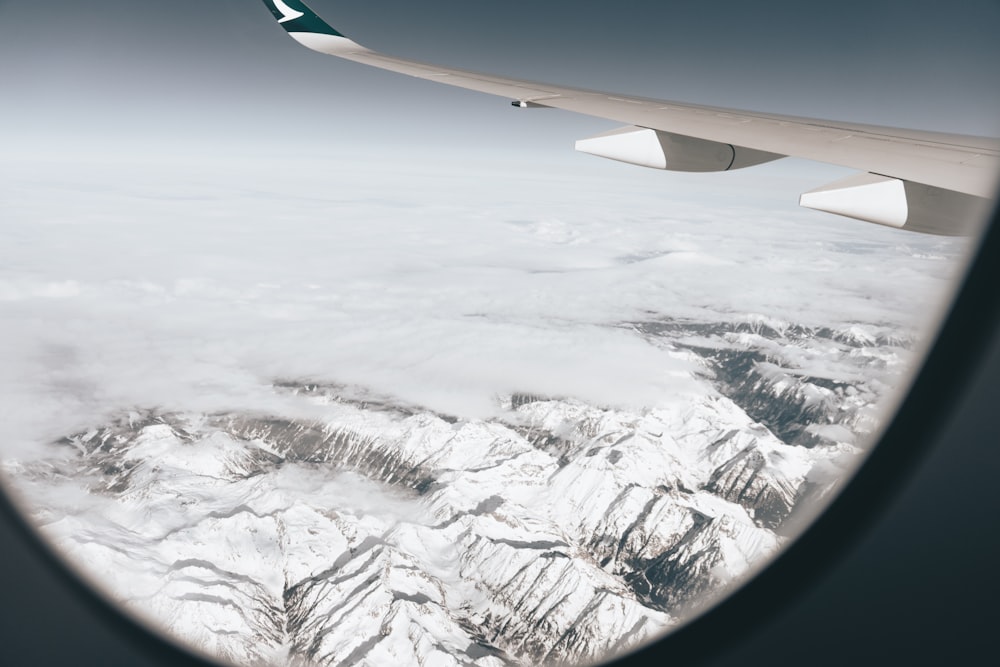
260, 0, 371, 56
261, 0, 345, 38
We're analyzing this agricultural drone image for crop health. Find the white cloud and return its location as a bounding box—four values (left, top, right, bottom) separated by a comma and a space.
0, 150, 969, 458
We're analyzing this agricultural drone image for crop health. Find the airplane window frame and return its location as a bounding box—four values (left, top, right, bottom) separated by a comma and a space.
618, 199, 1000, 665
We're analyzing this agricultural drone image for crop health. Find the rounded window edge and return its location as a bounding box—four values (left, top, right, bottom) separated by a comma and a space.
613, 194, 1000, 666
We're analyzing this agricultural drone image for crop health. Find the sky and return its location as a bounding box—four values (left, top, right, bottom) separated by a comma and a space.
1, 0, 999, 154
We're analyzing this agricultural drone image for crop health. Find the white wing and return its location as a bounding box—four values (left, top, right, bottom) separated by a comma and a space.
259, 1, 998, 235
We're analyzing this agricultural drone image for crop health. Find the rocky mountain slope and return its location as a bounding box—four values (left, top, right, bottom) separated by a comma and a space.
4, 316, 906, 666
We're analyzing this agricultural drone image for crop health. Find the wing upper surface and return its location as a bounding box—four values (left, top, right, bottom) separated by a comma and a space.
259, 1, 999, 232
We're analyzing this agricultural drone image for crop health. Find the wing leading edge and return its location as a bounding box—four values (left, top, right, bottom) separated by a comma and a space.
258, 0, 998, 235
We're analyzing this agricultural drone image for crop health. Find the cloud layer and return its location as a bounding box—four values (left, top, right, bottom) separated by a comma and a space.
0, 150, 969, 458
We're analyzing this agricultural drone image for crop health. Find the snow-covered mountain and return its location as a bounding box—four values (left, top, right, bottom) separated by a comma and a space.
4, 316, 905, 667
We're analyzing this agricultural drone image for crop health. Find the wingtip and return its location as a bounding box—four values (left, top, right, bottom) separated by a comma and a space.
262, 0, 346, 38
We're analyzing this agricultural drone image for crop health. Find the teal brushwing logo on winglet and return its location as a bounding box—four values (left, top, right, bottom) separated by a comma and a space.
262, 0, 345, 37
273, 0, 304, 23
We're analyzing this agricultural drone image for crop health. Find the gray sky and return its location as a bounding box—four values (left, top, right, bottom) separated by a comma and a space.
1, 0, 998, 157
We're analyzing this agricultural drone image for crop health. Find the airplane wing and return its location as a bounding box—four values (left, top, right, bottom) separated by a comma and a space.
260, 0, 998, 235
